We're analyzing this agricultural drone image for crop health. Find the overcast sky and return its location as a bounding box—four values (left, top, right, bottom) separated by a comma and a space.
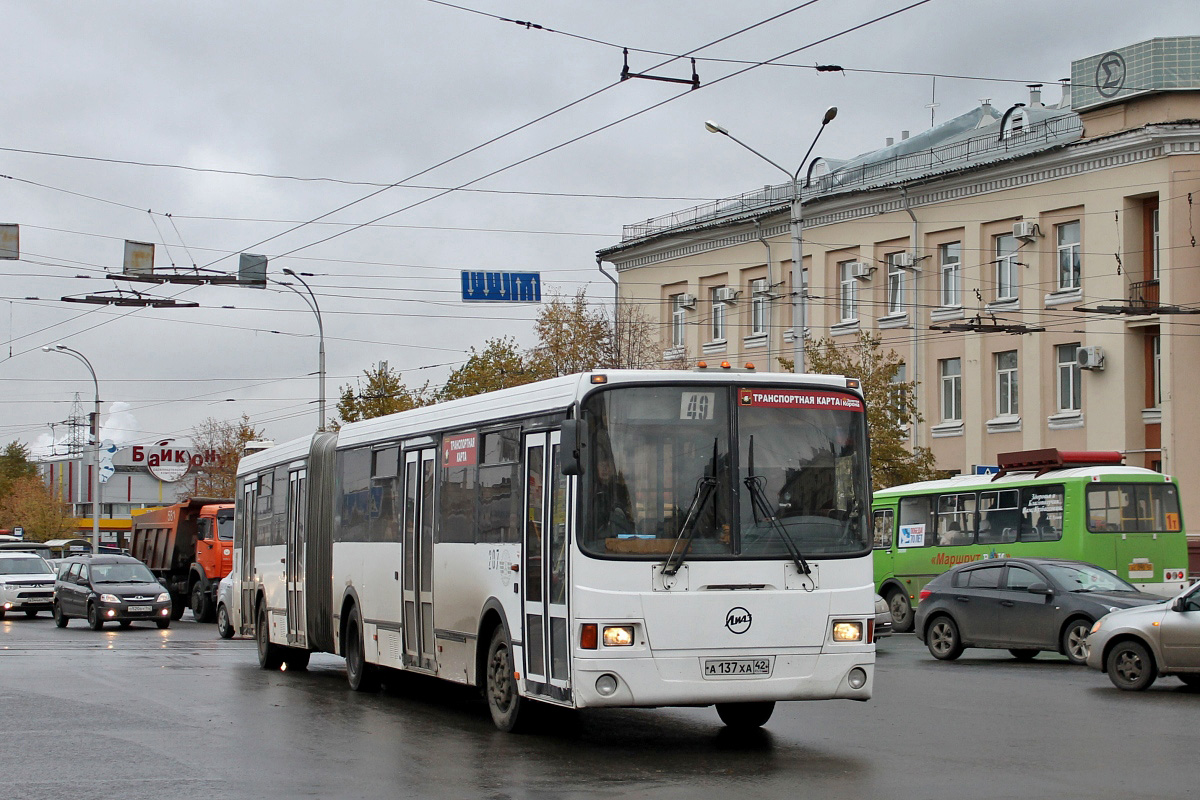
1, 1, 1194, 454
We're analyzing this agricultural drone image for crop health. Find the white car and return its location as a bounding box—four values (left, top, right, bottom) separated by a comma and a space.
0, 551, 57, 619
215, 572, 235, 639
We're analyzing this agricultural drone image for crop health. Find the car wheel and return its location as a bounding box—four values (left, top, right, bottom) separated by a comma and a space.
343, 606, 379, 691
1106, 639, 1157, 691
1008, 649, 1040, 661
282, 649, 311, 671
1178, 674, 1200, 689
25, 609, 39, 618
169, 595, 186, 621
119, 620, 132, 629
0, 609, 6, 620
157, 618, 170, 630
191, 583, 214, 623
886, 588, 914, 633
53, 602, 69, 628
87, 602, 104, 631
485, 626, 530, 732
926, 615, 964, 661
716, 701, 775, 729
256, 603, 283, 671
1060, 618, 1092, 665
216, 603, 235, 639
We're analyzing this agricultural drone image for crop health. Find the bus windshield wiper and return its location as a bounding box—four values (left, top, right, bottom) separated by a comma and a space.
662, 439, 720, 578
744, 435, 811, 576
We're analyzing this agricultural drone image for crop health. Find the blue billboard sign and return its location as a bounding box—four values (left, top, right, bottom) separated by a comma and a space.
460, 271, 542, 303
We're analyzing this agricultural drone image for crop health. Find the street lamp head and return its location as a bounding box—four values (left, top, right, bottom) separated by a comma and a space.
42, 344, 65, 352
822, 106, 838, 125
704, 120, 729, 135
282, 268, 297, 276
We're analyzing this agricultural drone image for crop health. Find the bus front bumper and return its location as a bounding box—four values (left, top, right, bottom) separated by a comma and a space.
570, 649, 874, 709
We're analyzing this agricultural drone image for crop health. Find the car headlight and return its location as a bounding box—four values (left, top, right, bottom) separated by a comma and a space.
156, 593, 170, 603
832, 620, 864, 642
99, 594, 121, 604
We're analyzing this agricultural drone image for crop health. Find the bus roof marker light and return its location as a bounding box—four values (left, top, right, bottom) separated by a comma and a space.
720, 361, 732, 369
846, 378, 861, 389
696, 361, 708, 369
744, 362, 755, 370
590, 374, 607, 384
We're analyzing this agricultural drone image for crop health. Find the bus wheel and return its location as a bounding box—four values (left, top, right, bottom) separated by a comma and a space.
485, 627, 529, 732
256, 604, 283, 671
1060, 619, 1092, 665
716, 701, 775, 730
926, 615, 963, 661
1107, 640, 1156, 691
886, 589, 914, 633
344, 606, 379, 691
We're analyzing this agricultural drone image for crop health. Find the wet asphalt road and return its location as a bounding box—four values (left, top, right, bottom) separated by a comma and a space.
2, 614, 1196, 800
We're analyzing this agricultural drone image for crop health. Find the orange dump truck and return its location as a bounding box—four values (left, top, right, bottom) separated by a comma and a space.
130, 498, 234, 621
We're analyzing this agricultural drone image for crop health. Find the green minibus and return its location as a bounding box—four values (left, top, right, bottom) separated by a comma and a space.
873, 449, 1189, 631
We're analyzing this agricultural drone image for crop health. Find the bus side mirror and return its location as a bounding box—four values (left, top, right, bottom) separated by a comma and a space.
1027, 582, 1053, 597
560, 419, 583, 476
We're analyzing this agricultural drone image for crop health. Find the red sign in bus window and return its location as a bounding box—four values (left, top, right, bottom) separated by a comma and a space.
443, 432, 478, 467
738, 388, 864, 412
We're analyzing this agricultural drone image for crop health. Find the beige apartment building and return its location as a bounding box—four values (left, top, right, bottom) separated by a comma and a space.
600, 38, 1200, 525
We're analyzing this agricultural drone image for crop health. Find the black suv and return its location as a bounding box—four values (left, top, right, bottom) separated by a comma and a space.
53, 555, 173, 630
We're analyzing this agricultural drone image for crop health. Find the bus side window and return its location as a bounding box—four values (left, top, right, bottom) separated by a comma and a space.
979, 490, 1019, 544
937, 493, 976, 546
1020, 485, 1064, 541
873, 509, 893, 549
897, 496, 932, 547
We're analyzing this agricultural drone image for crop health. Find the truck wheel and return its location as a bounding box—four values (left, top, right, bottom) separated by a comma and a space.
191, 583, 214, 623
256, 604, 283, 670
169, 595, 186, 621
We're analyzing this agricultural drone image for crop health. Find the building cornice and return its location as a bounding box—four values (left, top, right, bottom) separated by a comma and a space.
607, 123, 1200, 271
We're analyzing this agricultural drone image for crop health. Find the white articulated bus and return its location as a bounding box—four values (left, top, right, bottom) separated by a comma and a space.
233, 369, 876, 731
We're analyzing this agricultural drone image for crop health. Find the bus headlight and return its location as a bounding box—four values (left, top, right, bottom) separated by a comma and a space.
595, 674, 619, 696
847, 667, 868, 689
831, 621, 864, 642
603, 626, 634, 647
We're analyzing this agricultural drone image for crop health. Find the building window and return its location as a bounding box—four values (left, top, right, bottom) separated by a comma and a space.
1056, 221, 1081, 290
1056, 343, 1081, 412
995, 234, 1018, 301
750, 278, 767, 335
710, 287, 726, 341
996, 350, 1018, 416
940, 357, 962, 422
1152, 207, 1160, 280
940, 242, 961, 306
1151, 334, 1161, 408
838, 261, 858, 321
887, 252, 905, 314
670, 294, 687, 348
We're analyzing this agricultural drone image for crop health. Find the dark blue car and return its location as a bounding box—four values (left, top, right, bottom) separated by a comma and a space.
914, 557, 1164, 664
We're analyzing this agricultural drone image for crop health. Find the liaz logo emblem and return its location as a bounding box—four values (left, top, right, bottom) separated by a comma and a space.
725, 606, 752, 634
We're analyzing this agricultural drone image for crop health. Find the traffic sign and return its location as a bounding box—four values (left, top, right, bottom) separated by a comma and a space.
460, 271, 541, 303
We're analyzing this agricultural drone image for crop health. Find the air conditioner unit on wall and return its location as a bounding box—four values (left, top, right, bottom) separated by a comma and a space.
1013, 220, 1040, 240
1077, 345, 1105, 370
850, 261, 875, 281
678, 293, 697, 309
892, 251, 918, 270
713, 287, 739, 303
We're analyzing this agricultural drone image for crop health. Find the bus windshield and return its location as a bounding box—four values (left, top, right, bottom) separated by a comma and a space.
580, 384, 870, 560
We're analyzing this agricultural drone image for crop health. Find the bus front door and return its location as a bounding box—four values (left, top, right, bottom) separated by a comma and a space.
521, 431, 572, 704
402, 448, 437, 672
285, 468, 307, 648
238, 479, 258, 635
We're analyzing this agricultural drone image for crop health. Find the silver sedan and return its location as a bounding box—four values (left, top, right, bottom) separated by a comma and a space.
1086, 581, 1200, 690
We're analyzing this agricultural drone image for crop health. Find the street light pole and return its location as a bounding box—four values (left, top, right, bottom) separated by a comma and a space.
43, 344, 101, 555
705, 107, 837, 374
281, 269, 326, 431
